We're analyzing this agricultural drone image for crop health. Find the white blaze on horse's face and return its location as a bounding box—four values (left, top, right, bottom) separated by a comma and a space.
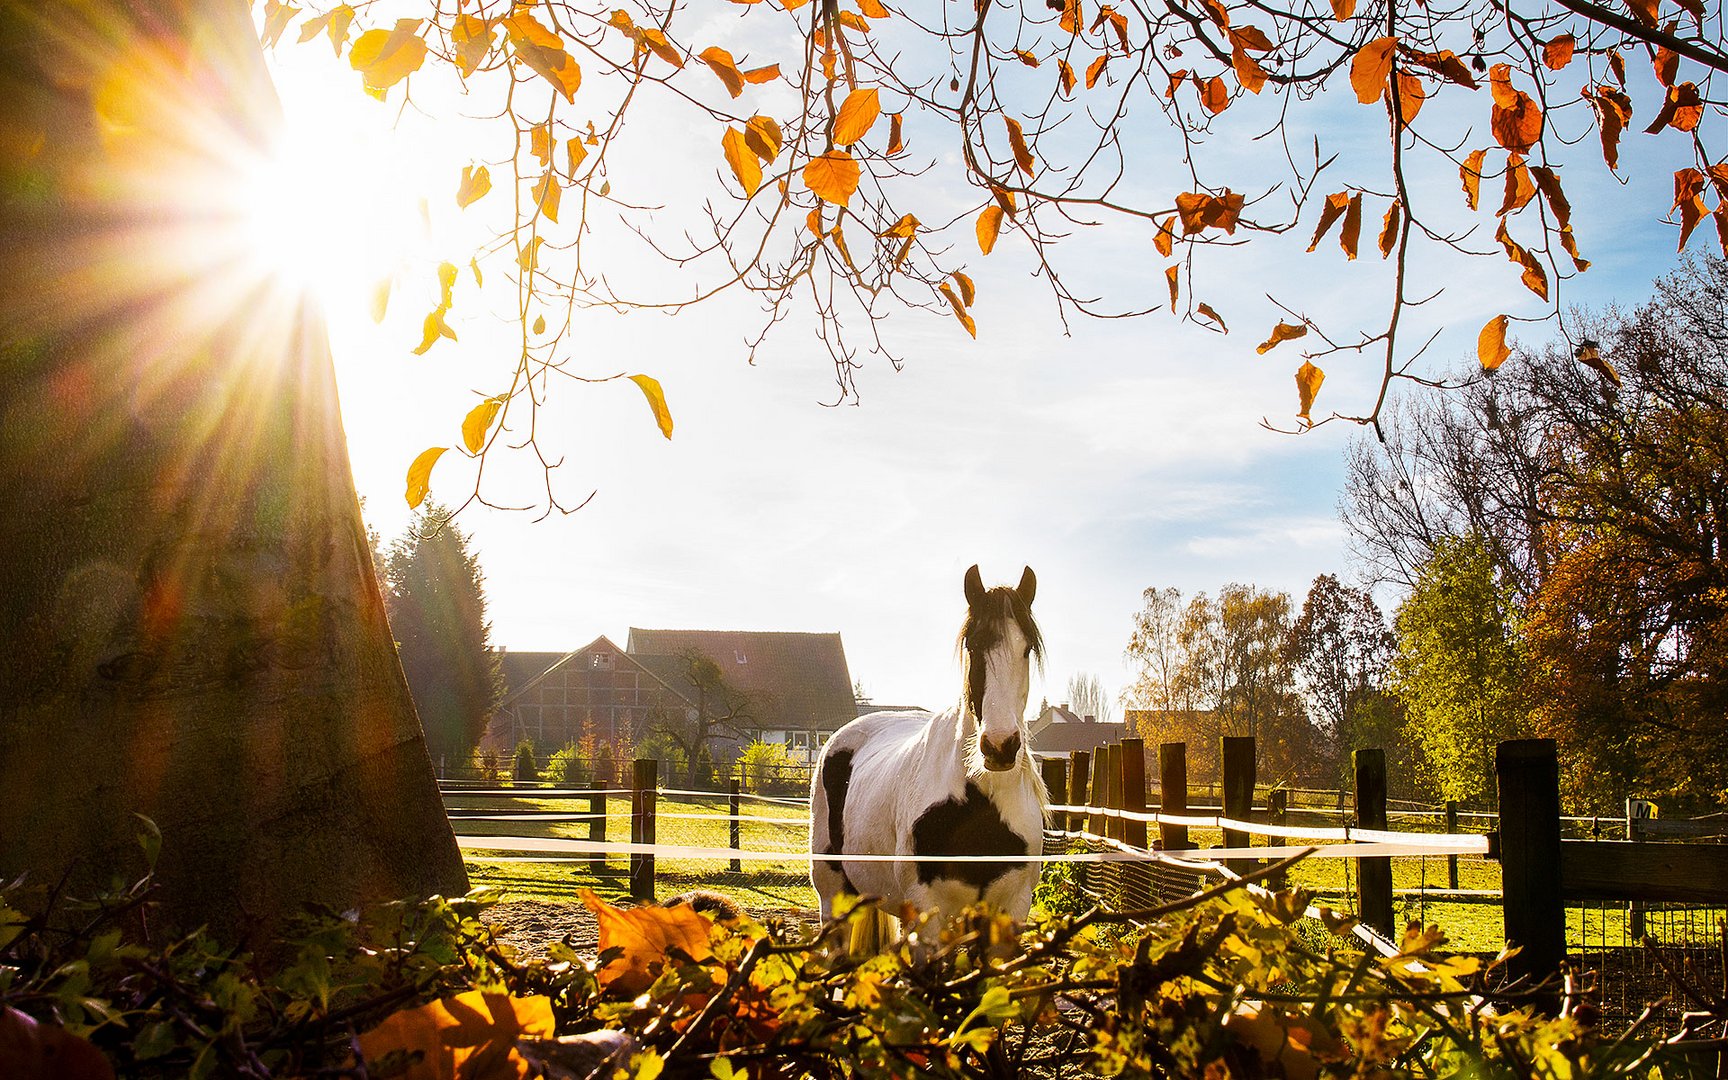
961, 564, 1040, 773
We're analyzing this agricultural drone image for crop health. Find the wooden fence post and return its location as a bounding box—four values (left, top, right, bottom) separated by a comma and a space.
1267, 788, 1289, 890
1221, 736, 1256, 878
1355, 748, 1393, 936
728, 775, 742, 873
1445, 801, 1460, 891
1067, 751, 1089, 838
1159, 742, 1189, 852
1088, 749, 1109, 840
1104, 743, 1125, 843
1496, 739, 1565, 1000
1121, 738, 1148, 905
631, 758, 657, 902
587, 778, 605, 867
1041, 757, 1068, 833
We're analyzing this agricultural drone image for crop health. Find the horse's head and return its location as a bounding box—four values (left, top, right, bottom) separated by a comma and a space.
959, 564, 1043, 772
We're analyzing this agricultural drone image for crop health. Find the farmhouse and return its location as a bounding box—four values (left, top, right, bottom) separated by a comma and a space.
482, 629, 856, 766
1028, 703, 1127, 760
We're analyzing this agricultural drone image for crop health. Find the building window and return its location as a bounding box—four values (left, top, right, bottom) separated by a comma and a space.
590, 651, 615, 670
734, 649, 747, 665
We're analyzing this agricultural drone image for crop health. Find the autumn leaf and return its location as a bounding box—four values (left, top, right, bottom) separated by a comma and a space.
624, 375, 675, 440
1339, 191, 1363, 259
1165, 69, 1188, 98
1460, 148, 1486, 210
1498, 157, 1535, 216
954, 270, 976, 308
1652, 45, 1677, 88
1015, 48, 1040, 67
530, 123, 553, 166
1542, 35, 1574, 70
1295, 360, 1324, 423
1378, 198, 1400, 257
1586, 85, 1633, 169
721, 127, 762, 195
1166, 264, 1179, 312
1257, 320, 1307, 353
450, 13, 491, 76
1350, 37, 1397, 105
804, 150, 861, 205
503, 13, 581, 101
1626, 0, 1658, 24
360, 991, 555, 1080
742, 63, 779, 83
638, 28, 685, 68
462, 397, 505, 453
858, 0, 891, 15
532, 314, 546, 335
1154, 213, 1176, 257
457, 164, 491, 208
1058, 60, 1076, 95
1646, 82, 1703, 134
1392, 72, 1424, 125
349, 21, 427, 93
977, 205, 1004, 254
745, 115, 783, 162
1199, 74, 1229, 114
405, 447, 447, 508
1495, 219, 1549, 299
1228, 24, 1274, 51
1574, 339, 1620, 384
699, 45, 745, 96
1232, 47, 1267, 94
261, 0, 300, 48
414, 308, 457, 355
993, 185, 1018, 216
887, 112, 904, 154
1330, 0, 1354, 19
1308, 191, 1350, 250
1609, 49, 1627, 84
1174, 190, 1244, 234
1489, 63, 1542, 153
1196, 301, 1228, 332
937, 282, 977, 336
1673, 167, 1708, 250
833, 88, 881, 145
1005, 116, 1035, 176
567, 138, 588, 175
517, 236, 545, 271
835, 11, 872, 32
532, 171, 561, 222
370, 278, 390, 323
1086, 54, 1108, 89
1478, 314, 1511, 371
1060, 0, 1083, 34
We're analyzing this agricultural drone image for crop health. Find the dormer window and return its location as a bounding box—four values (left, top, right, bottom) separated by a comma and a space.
590, 651, 615, 670
734, 650, 747, 665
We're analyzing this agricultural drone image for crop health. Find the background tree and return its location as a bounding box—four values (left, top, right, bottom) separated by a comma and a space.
0, 0, 465, 941
1286, 574, 1397, 783
649, 650, 756, 787
383, 501, 504, 769
1124, 587, 1190, 737
1387, 535, 1528, 803
1063, 672, 1114, 724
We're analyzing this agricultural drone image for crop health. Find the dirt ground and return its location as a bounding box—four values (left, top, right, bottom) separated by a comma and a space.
487, 899, 824, 958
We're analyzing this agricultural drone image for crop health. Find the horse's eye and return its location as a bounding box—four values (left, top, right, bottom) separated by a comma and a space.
1023, 645, 1033, 658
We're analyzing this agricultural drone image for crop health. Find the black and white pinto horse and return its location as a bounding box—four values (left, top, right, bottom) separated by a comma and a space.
811, 565, 1046, 922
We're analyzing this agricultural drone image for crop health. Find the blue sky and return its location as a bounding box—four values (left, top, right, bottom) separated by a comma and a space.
262, 19, 1697, 709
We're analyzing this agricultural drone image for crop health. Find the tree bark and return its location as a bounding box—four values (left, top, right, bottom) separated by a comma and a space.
0, 0, 467, 945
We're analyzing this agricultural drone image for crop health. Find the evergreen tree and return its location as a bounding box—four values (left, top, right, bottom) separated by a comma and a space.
383, 503, 503, 766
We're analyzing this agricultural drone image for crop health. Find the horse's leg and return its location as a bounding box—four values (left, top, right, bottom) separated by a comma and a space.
909, 878, 984, 924
983, 864, 1040, 921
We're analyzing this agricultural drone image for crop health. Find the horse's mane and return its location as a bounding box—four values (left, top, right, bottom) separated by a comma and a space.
957, 586, 1044, 718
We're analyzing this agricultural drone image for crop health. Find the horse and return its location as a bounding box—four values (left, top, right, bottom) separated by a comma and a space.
810, 565, 1047, 926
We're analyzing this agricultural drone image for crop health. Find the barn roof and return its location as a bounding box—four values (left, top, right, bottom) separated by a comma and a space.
625, 628, 855, 732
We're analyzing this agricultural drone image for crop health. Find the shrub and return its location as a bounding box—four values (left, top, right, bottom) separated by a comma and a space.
511, 739, 538, 782
543, 743, 587, 787
736, 739, 799, 795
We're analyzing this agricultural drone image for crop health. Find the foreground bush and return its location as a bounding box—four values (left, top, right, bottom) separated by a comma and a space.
0, 857, 1715, 1078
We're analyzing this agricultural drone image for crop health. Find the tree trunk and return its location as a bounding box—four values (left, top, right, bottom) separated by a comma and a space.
0, 0, 467, 946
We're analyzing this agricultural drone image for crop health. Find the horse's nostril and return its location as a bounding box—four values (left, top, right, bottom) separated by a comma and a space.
982, 733, 1021, 766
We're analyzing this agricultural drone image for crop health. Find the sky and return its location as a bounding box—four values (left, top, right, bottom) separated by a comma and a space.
258, 15, 1696, 710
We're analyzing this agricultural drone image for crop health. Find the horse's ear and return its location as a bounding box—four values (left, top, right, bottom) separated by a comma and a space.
1017, 566, 1037, 606
963, 564, 985, 608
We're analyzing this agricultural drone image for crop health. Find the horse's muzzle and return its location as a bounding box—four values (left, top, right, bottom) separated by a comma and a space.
980, 732, 1021, 771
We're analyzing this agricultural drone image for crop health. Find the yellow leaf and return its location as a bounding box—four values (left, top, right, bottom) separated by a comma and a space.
359, 990, 554, 1078
457, 164, 491, 208
745, 115, 783, 162
449, 14, 492, 76
833, 88, 881, 145
977, 205, 1004, 254
1005, 116, 1035, 176
1256, 321, 1307, 354
938, 283, 976, 337
369, 277, 391, 324
533, 314, 546, 335
437, 261, 458, 308
404, 446, 447, 508
879, 213, 919, 239
1478, 314, 1511, 371
566, 138, 587, 175
954, 270, 975, 308
721, 127, 762, 195
504, 13, 581, 102
530, 122, 552, 165
699, 45, 745, 97
1295, 360, 1324, 423
470, 257, 483, 287
836, 10, 871, 31
628, 375, 675, 440
462, 397, 504, 453
261, 0, 300, 48
414, 309, 457, 355
296, 11, 329, 47
349, 21, 427, 93
517, 236, 545, 271
533, 171, 561, 222
804, 150, 861, 206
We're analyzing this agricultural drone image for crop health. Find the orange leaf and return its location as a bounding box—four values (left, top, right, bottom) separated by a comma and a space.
1199, 74, 1229, 114
833, 88, 881, 145
1015, 48, 1041, 67
1165, 69, 1188, 98
745, 115, 783, 162
1646, 82, 1703, 134
531, 171, 561, 223
1495, 219, 1549, 299
1086, 53, 1108, 89
1489, 64, 1543, 152
804, 149, 861, 205
1653, 45, 1677, 87
1460, 148, 1486, 211
1257, 321, 1307, 354
639, 27, 685, 68
858, 0, 891, 15
888, 112, 904, 154
1228, 24, 1274, 51
503, 14, 581, 101
1199, 0, 1229, 27
954, 270, 976, 308
1401, 47, 1476, 87
1674, 168, 1708, 249
1393, 72, 1425, 125
1330, 0, 1354, 18
1174, 190, 1243, 234
1542, 35, 1574, 70
1498, 157, 1535, 216
699, 45, 745, 96
977, 205, 1004, 254
938, 282, 977, 337
1166, 264, 1179, 312
1585, 85, 1632, 169
1609, 49, 1626, 84
993, 186, 1018, 216
1196, 301, 1228, 332
1339, 191, 1363, 259
1058, 60, 1076, 95
1154, 213, 1176, 257
1295, 360, 1324, 423
1005, 116, 1035, 176
1059, 0, 1082, 34
1626, 0, 1658, 24
582, 890, 711, 996
1307, 191, 1349, 251
1478, 314, 1511, 371
1716, 203, 1728, 258
362, 990, 555, 1080
1350, 37, 1397, 105
1232, 46, 1267, 93
742, 63, 780, 83
1378, 197, 1400, 257
878, 212, 919, 239
721, 127, 762, 195
530, 122, 552, 166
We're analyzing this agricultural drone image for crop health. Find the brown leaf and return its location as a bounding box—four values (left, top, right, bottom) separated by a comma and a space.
1478, 314, 1511, 370
1174, 190, 1244, 234
1307, 191, 1350, 251
1646, 82, 1703, 133
938, 282, 977, 337
699, 45, 745, 96
804, 149, 860, 205
977, 205, 1004, 254
1676, 0, 1704, 20
1165, 69, 1189, 98
887, 112, 904, 154
1609, 49, 1627, 84
1378, 197, 1400, 257
1015, 48, 1041, 67
1005, 116, 1035, 176
1339, 191, 1363, 259
1460, 148, 1486, 211
1232, 46, 1267, 93
1498, 156, 1535, 216
1256, 320, 1307, 353
1196, 301, 1228, 331
1716, 203, 1728, 258
1154, 213, 1176, 257
1166, 264, 1179, 312
1584, 85, 1632, 169
1495, 219, 1549, 299
1199, 74, 1230, 114
721, 127, 762, 195
1675, 168, 1708, 249
833, 87, 881, 144
1575, 340, 1620, 385
1402, 48, 1476, 87
1626, 0, 1658, 24
1559, 225, 1590, 272
1653, 45, 1678, 87
1489, 64, 1543, 152
1543, 35, 1575, 70
1295, 360, 1324, 423
1350, 37, 1398, 105
1529, 165, 1573, 234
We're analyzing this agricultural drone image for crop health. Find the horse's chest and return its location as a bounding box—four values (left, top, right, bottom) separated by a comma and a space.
909, 782, 1032, 891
